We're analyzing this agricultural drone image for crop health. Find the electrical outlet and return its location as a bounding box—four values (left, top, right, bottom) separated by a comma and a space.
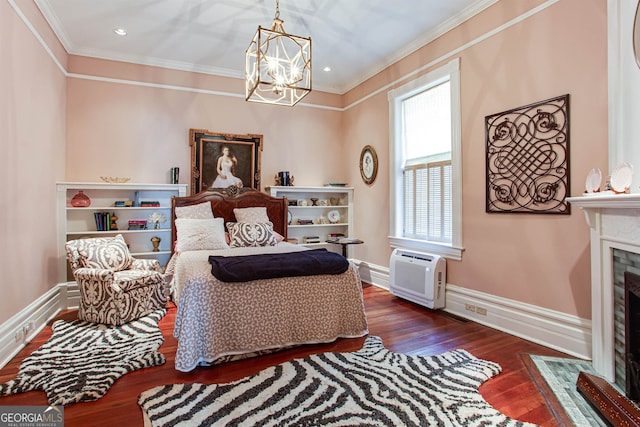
475, 306, 487, 315
465, 303, 475, 312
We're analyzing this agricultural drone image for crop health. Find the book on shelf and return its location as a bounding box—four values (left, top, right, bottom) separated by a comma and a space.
114, 200, 133, 207
304, 235, 321, 243
127, 220, 148, 230
94, 212, 111, 231
140, 201, 160, 207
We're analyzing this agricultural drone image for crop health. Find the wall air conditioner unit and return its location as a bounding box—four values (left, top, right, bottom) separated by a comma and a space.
389, 249, 446, 309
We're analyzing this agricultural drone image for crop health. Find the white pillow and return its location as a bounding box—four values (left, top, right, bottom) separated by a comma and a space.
175, 218, 229, 252
175, 201, 214, 219
233, 207, 269, 223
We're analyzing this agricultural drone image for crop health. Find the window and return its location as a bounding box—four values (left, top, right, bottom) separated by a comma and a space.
388, 59, 462, 260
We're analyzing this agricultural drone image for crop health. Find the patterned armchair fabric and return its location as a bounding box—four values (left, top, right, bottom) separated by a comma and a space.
65, 235, 167, 325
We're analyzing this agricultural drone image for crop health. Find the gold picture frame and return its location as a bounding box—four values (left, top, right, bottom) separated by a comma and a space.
359, 145, 378, 185
189, 129, 263, 195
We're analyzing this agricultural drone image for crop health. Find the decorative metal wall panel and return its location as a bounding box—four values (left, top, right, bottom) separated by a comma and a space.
485, 94, 570, 214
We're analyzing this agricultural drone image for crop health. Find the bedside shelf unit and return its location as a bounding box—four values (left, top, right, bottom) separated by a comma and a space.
267, 186, 354, 254
57, 182, 188, 282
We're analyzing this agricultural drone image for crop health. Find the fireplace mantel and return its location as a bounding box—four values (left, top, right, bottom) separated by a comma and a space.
568, 193, 640, 210
568, 193, 640, 382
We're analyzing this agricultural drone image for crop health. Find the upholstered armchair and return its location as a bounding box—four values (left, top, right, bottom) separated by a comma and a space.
65, 234, 167, 325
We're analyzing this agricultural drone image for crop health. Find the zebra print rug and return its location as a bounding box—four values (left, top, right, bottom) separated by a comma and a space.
0, 309, 166, 406
138, 336, 536, 426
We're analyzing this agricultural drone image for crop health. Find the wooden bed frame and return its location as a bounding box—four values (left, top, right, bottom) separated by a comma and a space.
171, 188, 288, 252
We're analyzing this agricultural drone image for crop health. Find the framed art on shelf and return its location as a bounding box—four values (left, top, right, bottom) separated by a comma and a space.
359, 145, 378, 185
189, 129, 263, 194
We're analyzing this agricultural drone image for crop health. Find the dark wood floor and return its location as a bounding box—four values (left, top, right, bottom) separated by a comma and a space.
0, 284, 573, 426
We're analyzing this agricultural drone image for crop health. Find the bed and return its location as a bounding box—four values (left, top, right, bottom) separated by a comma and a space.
167, 188, 369, 372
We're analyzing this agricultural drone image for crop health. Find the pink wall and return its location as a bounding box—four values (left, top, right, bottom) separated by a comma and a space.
1, 0, 67, 324
65, 60, 345, 188
3, 0, 607, 326
344, 0, 607, 317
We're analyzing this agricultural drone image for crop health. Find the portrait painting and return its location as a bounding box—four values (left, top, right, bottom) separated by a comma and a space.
189, 130, 263, 195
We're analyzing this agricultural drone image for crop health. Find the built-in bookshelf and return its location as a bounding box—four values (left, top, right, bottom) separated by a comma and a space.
267, 186, 353, 255
56, 182, 188, 282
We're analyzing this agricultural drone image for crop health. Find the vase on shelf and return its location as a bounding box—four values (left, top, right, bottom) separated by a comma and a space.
70, 190, 91, 207
150, 236, 161, 252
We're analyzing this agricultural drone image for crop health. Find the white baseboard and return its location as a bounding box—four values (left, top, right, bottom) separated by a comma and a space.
0, 282, 79, 369
0, 268, 592, 369
352, 259, 389, 290
444, 284, 591, 360
353, 259, 591, 360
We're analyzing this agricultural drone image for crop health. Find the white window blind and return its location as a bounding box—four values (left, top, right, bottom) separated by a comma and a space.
403, 161, 452, 242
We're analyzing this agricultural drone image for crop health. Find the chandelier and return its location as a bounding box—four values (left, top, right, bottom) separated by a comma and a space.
245, 0, 312, 106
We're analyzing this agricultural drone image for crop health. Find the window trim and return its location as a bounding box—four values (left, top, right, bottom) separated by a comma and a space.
388, 58, 463, 261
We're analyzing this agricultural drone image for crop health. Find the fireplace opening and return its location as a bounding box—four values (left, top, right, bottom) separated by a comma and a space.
625, 271, 640, 402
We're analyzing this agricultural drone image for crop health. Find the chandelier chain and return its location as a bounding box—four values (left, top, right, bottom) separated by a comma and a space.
275, 0, 280, 19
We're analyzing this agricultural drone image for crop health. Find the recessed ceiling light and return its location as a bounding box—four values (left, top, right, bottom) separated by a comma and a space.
323, 66, 332, 72
113, 28, 127, 36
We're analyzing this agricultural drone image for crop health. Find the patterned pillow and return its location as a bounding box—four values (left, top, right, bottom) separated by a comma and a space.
227, 222, 278, 247
175, 201, 214, 219
175, 218, 229, 252
77, 234, 132, 271
233, 207, 269, 223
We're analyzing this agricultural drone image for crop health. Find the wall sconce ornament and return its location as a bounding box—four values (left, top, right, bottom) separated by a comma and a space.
485, 94, 570, 214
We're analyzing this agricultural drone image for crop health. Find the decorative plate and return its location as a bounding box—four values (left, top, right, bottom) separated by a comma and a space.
288, 210, 292, 225
585, 168, 602, 193
327, 209, 341, 223
359, 145, 379, 185
610, 162, 634, 193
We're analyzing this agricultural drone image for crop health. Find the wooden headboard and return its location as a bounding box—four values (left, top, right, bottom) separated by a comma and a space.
171, 189, 288, 251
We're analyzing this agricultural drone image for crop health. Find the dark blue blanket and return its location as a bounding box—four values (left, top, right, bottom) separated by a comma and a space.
208, 248, 349, 282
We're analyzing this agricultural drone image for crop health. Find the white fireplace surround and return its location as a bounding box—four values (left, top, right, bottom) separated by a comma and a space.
568, 193, 640, 382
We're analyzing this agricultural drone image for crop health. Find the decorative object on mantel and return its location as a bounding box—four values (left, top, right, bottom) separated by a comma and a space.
70, 190, 91, 207
359, 145, 379, 185
147, 212, 166, 230
150, 236, 161, 252
633, 0, 640, 69
275, 171, 294, 186
610, 162, 633, 194
100, 176, 131, 184
584, 168, 602, 195
485, 94, 570, 214
245, 0, 312, 106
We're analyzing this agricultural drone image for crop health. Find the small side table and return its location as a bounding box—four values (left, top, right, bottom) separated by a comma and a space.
328, 238, 364, 257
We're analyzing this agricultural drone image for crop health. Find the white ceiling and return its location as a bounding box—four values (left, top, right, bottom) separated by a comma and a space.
35, 0, 495, 94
